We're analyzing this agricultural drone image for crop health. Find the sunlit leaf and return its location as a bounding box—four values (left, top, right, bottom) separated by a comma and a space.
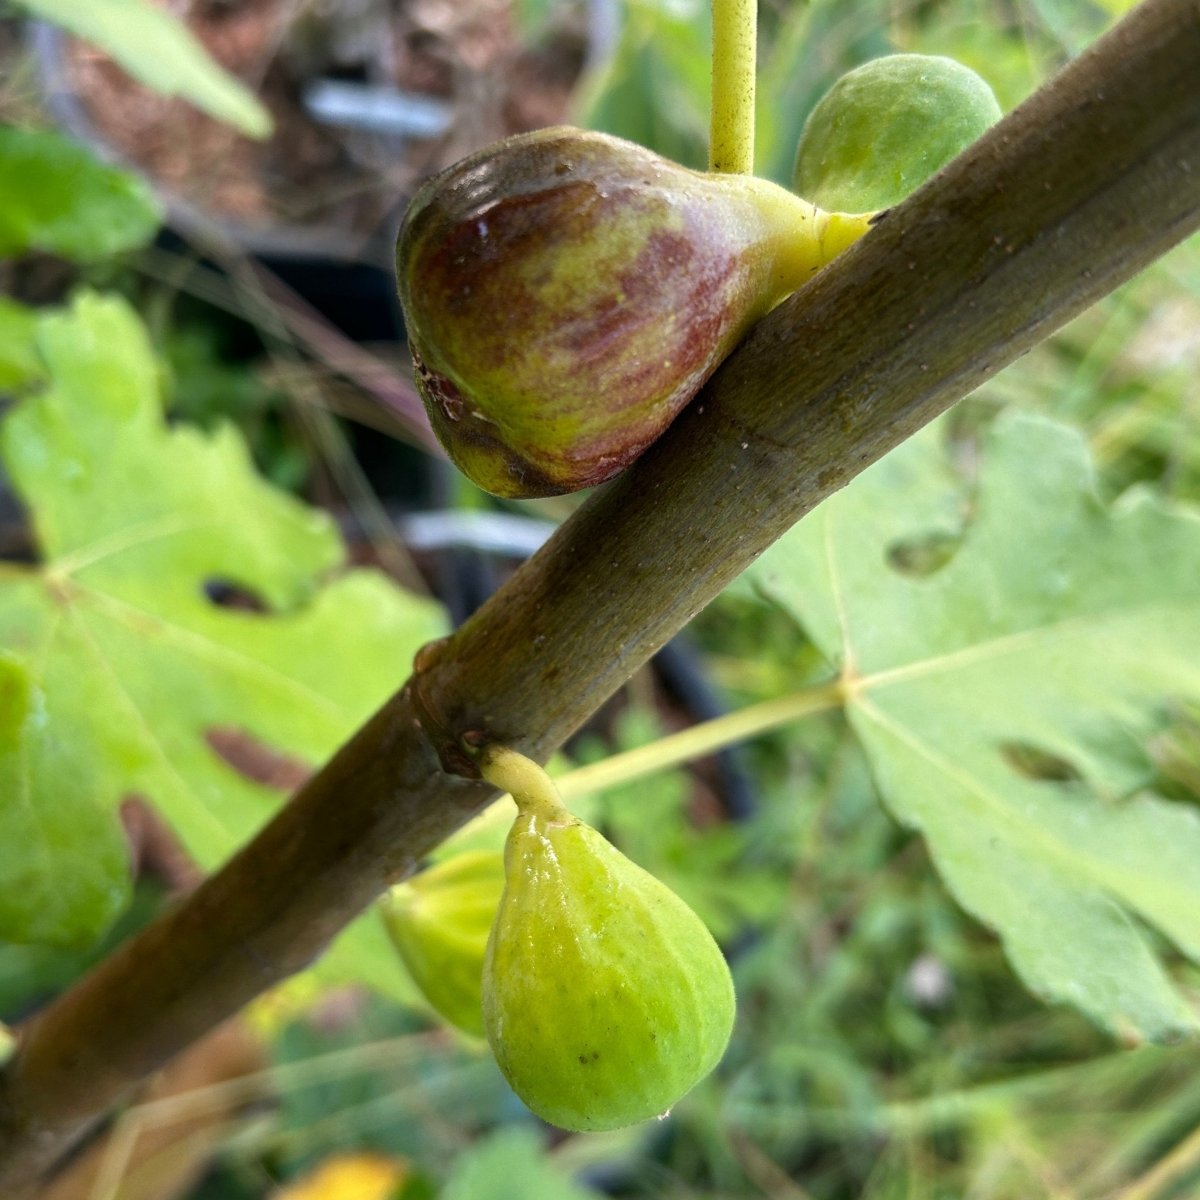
0, 125, 160, 261
443, 1129, 601, 1200
0, 293, 445, 967
0, 297, 45, 390
750, 413, 1200, 1041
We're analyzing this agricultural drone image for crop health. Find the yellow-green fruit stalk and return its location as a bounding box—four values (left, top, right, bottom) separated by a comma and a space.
479, 747, 735, 1131
397, 126, 869, 498
382, 850, 505, 1036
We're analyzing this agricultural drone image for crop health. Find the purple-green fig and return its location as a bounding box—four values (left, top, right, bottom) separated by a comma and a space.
479, 747, 735, 1131
397, 126, 869, 498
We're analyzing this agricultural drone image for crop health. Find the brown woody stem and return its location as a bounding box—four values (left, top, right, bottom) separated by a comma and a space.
2, 0, 1199, 1187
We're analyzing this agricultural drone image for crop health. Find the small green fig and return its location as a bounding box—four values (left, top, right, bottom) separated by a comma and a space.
793, 54, 1002, 213
397, 126, 869, 498
382, 850, 505, 1036
479, 747, 735, 1131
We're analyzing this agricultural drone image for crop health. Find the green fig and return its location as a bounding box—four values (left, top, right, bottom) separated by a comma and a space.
479, 746, 735, 1132
397, 126, 869, 498
793, 54, 1002, 213
382, 850, 505, 1036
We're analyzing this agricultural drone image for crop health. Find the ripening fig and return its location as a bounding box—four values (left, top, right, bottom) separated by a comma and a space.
397, 126, 869, 498
382, 850, 505, 1036
479, 747, 735, 1132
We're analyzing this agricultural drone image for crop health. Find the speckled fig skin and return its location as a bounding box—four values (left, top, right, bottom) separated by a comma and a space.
397, 126, 858, 498
482, 802, 736, 1131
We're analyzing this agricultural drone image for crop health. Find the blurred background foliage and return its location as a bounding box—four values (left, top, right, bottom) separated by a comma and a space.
1, 0, 1198, 1196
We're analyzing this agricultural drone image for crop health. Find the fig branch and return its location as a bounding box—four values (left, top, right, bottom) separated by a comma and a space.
1, 0, 1198, 1188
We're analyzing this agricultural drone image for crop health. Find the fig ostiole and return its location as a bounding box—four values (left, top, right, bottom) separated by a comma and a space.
477, 745, 736, 1132
397, 126, 871, 498
381, 850, 505, 1036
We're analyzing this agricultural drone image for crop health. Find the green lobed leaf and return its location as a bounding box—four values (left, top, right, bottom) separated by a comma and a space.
442, 1129, 603, 1200
792, 54, 1002, 212
749, 413, 1200, 1041
0, 292, 446, 975
13, 0, 272, 138
0, 125, 161, 262
0, 297, 45, 391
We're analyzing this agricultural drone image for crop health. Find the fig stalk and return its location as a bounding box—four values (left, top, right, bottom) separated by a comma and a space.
478, 744, 567, 824
710, 0, 758, 174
